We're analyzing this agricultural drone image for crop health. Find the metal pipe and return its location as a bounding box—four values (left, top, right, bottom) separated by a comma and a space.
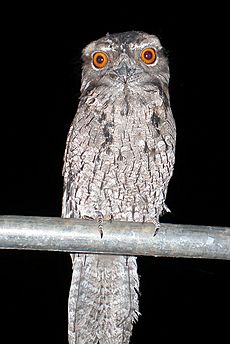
0, 215, 229, 260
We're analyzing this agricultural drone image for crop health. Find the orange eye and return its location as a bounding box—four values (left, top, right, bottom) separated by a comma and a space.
141, 48, 157, 65
93, 51, 108, 69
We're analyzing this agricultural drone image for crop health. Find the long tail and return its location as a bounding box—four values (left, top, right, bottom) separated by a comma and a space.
68, 254, 140, 344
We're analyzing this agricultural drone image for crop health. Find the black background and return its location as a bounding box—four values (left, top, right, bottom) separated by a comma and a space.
1, 3, 229, 343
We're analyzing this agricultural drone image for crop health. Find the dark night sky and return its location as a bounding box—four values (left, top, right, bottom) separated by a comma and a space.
1, 4, 229, 343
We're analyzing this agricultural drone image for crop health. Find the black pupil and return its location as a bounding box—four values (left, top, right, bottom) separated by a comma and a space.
144, 50, 153, 60
96, 55, 104, 64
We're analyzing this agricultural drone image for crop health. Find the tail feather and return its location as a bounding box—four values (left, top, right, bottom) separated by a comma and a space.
68, 254, 139, 344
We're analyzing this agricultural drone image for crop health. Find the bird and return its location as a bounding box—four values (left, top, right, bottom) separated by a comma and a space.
62, 31, 176, 344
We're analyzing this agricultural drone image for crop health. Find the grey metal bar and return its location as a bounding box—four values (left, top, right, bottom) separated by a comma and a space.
0, 215, 229, 260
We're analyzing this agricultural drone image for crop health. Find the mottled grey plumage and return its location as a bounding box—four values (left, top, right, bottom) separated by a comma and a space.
62, 31, 176, 343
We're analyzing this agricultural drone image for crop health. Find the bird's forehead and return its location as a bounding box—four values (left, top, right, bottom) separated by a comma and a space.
102, 32, 161, 51
83, 31, 162, 56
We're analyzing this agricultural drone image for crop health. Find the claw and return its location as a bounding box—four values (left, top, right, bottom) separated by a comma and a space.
99, 228, 103, 239
109, 213, 114, 224
153, 219, 160, 237
96, 211, 104, 239
153, 226, 159, 236
82, 215, 94, 220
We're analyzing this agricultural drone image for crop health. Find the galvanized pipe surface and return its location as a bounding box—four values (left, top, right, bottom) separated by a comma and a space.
0, 215, 229, 259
